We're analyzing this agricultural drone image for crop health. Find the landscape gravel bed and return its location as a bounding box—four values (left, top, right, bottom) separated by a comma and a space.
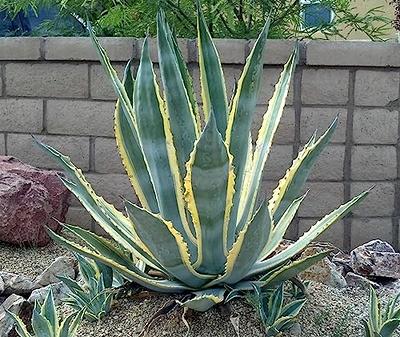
0, 241, 69, 279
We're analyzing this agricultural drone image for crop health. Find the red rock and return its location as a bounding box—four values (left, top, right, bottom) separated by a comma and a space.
0, 156, 70, 247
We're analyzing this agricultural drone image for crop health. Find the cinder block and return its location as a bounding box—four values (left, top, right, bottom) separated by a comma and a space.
93, 223, 110, 238
308, 145, 345, 181
252, 106, 295, 144
0, 133, 5, 155
136, 37, 188, 62
353, 108, 398, 144
189, 39, 245, 64
351, 218, 393, 249
66, 207, 93, 230
0, 99, 43, 132
298, 218, 344, 249
191, 65, 242, 103
300, 107, 347, 144
351, 182, 395, 217
260, 67, 294, 105
299, 182, 344, 217
213, 39, 246, 64
263, 145, 294, 180
351, 146, 397, 181
7, 134, 90, 171
248, 39, 296, 65
306, 41, 400, 67
47, 100, 115, 137
90, 64, 125, 100
0, 67, 2, 95
192, 66, 294, 106
6, 63, 89, 98
94, 137, 125, 173
355, 70, 399, 107
0, 37, 42, 60
259, 180, 279, 201
45, 37, 134, 61
302, 69, 349, 105
85, 173, 137, 209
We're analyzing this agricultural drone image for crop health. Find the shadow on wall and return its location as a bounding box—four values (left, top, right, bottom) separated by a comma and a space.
0, 7, 84, 36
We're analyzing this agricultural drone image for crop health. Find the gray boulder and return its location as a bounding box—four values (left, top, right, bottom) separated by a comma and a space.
0, 272, 37, 296
34, 256, 76, 287
350, 240, 400, 279
0, 294, 29, 337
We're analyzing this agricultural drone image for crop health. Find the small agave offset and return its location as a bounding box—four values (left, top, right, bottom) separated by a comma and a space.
59, 254, 125, 322
38, 7, 368, 311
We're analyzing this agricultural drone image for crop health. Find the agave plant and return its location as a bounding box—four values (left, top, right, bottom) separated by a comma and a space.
363, 286, 400, 337
59, 254, 125, 322
38, 6, 368, 312
250, 283, 306, 337
8, 289, 84, 337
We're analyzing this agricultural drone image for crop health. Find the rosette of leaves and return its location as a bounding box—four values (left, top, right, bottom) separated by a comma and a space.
363, 286, 400, 337
37, 4, 368, 312
8, 289, 84, 337
59, 254, 125, 322
251, 283, 306, 337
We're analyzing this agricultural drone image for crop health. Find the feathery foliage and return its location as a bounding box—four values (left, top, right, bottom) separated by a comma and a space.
0, 0, 391, 40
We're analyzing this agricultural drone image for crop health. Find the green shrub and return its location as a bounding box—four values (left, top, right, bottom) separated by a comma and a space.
0, 0, 391, 39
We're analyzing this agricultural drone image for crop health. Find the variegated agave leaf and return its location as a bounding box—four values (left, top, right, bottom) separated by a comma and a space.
59, 254, 124, 322
9, 289, 84, 337
38, 6, 369, 312
363, 286, 400, 337
250, 283, 306, 337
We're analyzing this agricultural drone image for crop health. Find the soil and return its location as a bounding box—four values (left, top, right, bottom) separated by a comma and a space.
2, 241, 400, 336
0, 241, 69, 278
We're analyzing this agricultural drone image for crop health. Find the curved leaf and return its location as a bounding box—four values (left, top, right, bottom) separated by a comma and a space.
184, 114, 233, 274
225, 19, 270, 245
259, 193, 307, 260
125, 200, 214, 288
249, 189, 370, 277
260, 250, 331, 286
269, 118, 337, 223
61, 223, 164, 273
380, 319, 400, 337
115, 61, 158, 212
8, 312, 32, 337
235, 48, 298, 235
135, 37, 195, 246
157, 11, 199, 176
197, 4, 228, 135
48, 228, 192, 293
208, 202, 272, 286
180, 288, 225, 312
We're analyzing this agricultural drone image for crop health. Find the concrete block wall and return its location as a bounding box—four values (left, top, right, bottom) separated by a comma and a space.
0, 37, 399, 251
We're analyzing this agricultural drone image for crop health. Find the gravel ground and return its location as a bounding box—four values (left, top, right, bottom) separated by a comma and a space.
0, 241, 69, 278
73, 282, 400, 337
2, 243, 400, 336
